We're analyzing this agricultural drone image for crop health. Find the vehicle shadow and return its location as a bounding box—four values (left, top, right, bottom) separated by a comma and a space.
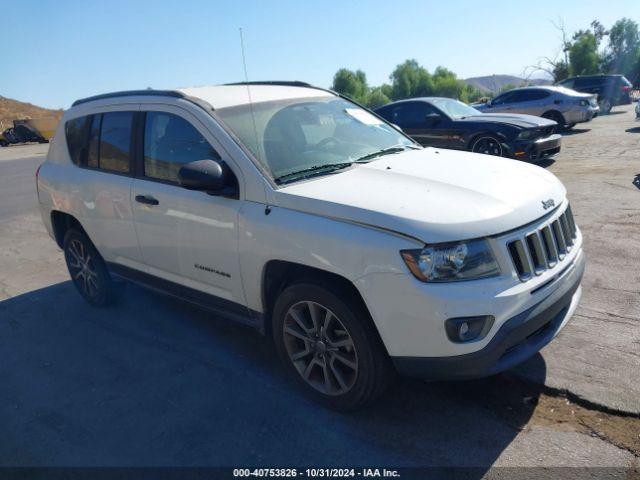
626, 127, 640, 133
534, 158, 556, 169
561, 128, 590, 136
0, 281, 545, 473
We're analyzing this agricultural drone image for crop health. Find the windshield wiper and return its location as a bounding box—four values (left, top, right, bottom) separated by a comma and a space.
353, 145, 419, 163
274, 162, 354, 184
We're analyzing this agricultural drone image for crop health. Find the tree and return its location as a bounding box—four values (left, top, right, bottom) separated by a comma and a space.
569, 32, 600, 75
498, 83, 518, 94
368, 87, 391, 108
604, 18, 640, 79
527, 19, 572, 82
331, 69, 369, 105
388, 59, 433, 99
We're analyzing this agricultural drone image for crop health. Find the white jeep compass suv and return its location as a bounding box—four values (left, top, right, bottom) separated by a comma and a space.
37, 82, 585, 410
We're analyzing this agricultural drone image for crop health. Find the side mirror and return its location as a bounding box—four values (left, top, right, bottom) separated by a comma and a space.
178, 159, 237, 197
486, 100, 493, 107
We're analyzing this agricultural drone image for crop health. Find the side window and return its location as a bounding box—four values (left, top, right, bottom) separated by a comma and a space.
87, 114, 101, 168
143, 112, 220, 183
98, 112, 133, 173
376, 106, 392, 122
560, 79, 575, 89
65, 116, 89, 166
510, 90, 532, 103
390, 102, 435, 128
574, 78, 589, 88
528, 90, 550, 101
492, 92, 513, 105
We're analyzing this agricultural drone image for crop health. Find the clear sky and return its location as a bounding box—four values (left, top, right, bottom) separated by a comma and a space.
2, 0, 636, 109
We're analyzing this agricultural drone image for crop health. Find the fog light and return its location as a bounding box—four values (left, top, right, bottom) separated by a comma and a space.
445, 316, 494, 343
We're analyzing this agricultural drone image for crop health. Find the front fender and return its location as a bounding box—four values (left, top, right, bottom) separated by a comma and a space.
237, 202, 420, 314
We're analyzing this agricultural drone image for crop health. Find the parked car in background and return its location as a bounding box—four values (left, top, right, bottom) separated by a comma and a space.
556, 74, 633, 114
473, 86, 598, 130
37, 82, 584, 409
375, 97, 561, 162
635, 99, 640, 120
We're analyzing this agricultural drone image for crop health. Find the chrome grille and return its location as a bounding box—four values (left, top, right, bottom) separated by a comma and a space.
507, 205, 578, 281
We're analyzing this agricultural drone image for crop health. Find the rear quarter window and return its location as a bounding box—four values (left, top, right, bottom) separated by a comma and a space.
65, 116, 89, 166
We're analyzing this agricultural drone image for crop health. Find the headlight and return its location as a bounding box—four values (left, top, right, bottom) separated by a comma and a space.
517, 130, 534, 140
400, 239, 500, 282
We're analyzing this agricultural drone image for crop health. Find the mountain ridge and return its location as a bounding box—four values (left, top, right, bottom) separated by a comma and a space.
0, 96, 63, 129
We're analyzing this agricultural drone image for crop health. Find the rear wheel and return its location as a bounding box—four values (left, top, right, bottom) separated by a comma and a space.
63, 229, 123, 307
272, 282, 394, 410
470, 135, 503, 156
598, 98, 612, 114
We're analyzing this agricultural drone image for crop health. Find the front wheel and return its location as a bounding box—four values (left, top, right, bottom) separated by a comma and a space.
272, 283, 393, 410
63, 229, 123, 307
470, 135, 503, 156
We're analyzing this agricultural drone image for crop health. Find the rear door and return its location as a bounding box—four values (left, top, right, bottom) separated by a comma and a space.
521, 89, 552, 116
131, 105, 247, 309
70, 108, 143, 269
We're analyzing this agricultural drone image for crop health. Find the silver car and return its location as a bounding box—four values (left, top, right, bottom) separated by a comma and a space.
474, 86, 599, 129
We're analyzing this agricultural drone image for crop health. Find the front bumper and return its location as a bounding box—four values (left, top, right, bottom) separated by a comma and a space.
392, 251, 585, 380
508, 134, 561, 162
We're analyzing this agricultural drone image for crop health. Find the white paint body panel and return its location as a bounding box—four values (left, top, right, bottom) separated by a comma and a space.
37, 87, 583, 360
275, 148, 566, 243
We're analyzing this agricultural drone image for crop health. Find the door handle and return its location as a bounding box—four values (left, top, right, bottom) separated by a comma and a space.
135, 194, 159, 206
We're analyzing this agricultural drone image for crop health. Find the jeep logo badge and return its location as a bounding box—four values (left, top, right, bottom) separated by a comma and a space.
541, 199, 555, 210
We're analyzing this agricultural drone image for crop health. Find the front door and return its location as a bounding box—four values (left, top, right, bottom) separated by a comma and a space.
390, 101, 452, 148
131, 106, 247, 309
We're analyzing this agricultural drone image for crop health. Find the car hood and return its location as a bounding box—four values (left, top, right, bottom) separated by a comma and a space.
273, 148, 566, 244
460, 113, 556, 129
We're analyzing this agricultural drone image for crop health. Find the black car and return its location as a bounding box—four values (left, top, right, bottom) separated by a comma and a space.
375, 97, 561, 162
556, 74, 633, 114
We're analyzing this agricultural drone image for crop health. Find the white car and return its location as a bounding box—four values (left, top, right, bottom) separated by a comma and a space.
37, 82, 585, 410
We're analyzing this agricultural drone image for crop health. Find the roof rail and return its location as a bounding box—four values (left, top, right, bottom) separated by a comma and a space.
224, 81, 313, 87
71, 89, 185, 107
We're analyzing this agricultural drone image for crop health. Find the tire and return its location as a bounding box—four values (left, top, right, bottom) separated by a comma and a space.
470, 135, 503, 156
541, 111, 566, 131
272, 282, 394, 410
598, 98, 612, 115
63, 228, 123, 307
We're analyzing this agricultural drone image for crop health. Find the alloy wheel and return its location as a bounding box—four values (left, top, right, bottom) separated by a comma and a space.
282, 301, 358, 396
65, 238, 100, 299
472, 137, 503, 156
